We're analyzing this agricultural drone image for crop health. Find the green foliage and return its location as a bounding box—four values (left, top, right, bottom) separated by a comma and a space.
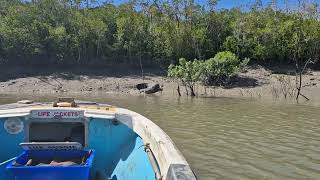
168, 58, 205, 86
168, 58, 205, 96
168, 52, 248, 95
223, 9, 320, 64
204, 51, 248, 85
0, 0, 319, 66
205, 51, 240, 77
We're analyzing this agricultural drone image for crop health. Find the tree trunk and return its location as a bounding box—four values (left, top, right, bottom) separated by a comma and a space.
183, 81, 189, 96
77, 47, 81, 64
295, 70, 302, 100
139, 52, 144, 82
295, 58, 311, 101
190, 86, 196, 96
177, 84, 181, 96
96, 38, 100, 58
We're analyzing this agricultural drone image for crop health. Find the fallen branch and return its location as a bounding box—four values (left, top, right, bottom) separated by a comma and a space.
299, 92, 310, 101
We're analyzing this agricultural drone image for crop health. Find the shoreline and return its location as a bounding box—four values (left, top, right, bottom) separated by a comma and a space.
1, 65, 320, 101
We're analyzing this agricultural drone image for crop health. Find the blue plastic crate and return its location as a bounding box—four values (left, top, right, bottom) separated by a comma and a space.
6, 149, 94, 180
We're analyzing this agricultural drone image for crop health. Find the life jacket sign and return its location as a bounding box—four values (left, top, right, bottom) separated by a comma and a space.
30, 110, 84, 119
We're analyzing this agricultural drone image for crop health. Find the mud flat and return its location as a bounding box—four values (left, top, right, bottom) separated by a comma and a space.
1, 65, 320, 100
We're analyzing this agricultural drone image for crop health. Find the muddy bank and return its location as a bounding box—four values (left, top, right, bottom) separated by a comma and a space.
1, 65, 320, 100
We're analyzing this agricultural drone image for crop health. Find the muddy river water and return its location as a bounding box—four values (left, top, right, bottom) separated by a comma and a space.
1, 94, 319, 180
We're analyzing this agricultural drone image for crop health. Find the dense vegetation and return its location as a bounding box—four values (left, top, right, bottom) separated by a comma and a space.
168, 51, 248, 96
0, 0, 319, 67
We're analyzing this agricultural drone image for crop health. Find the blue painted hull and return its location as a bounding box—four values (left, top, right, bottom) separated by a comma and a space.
0, 116, 155, 180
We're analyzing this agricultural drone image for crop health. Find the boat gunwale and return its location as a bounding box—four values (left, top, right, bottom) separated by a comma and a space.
0, 103, 197, 180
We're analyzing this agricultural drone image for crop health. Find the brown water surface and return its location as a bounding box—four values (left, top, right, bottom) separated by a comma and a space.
0, 94, 319, 180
